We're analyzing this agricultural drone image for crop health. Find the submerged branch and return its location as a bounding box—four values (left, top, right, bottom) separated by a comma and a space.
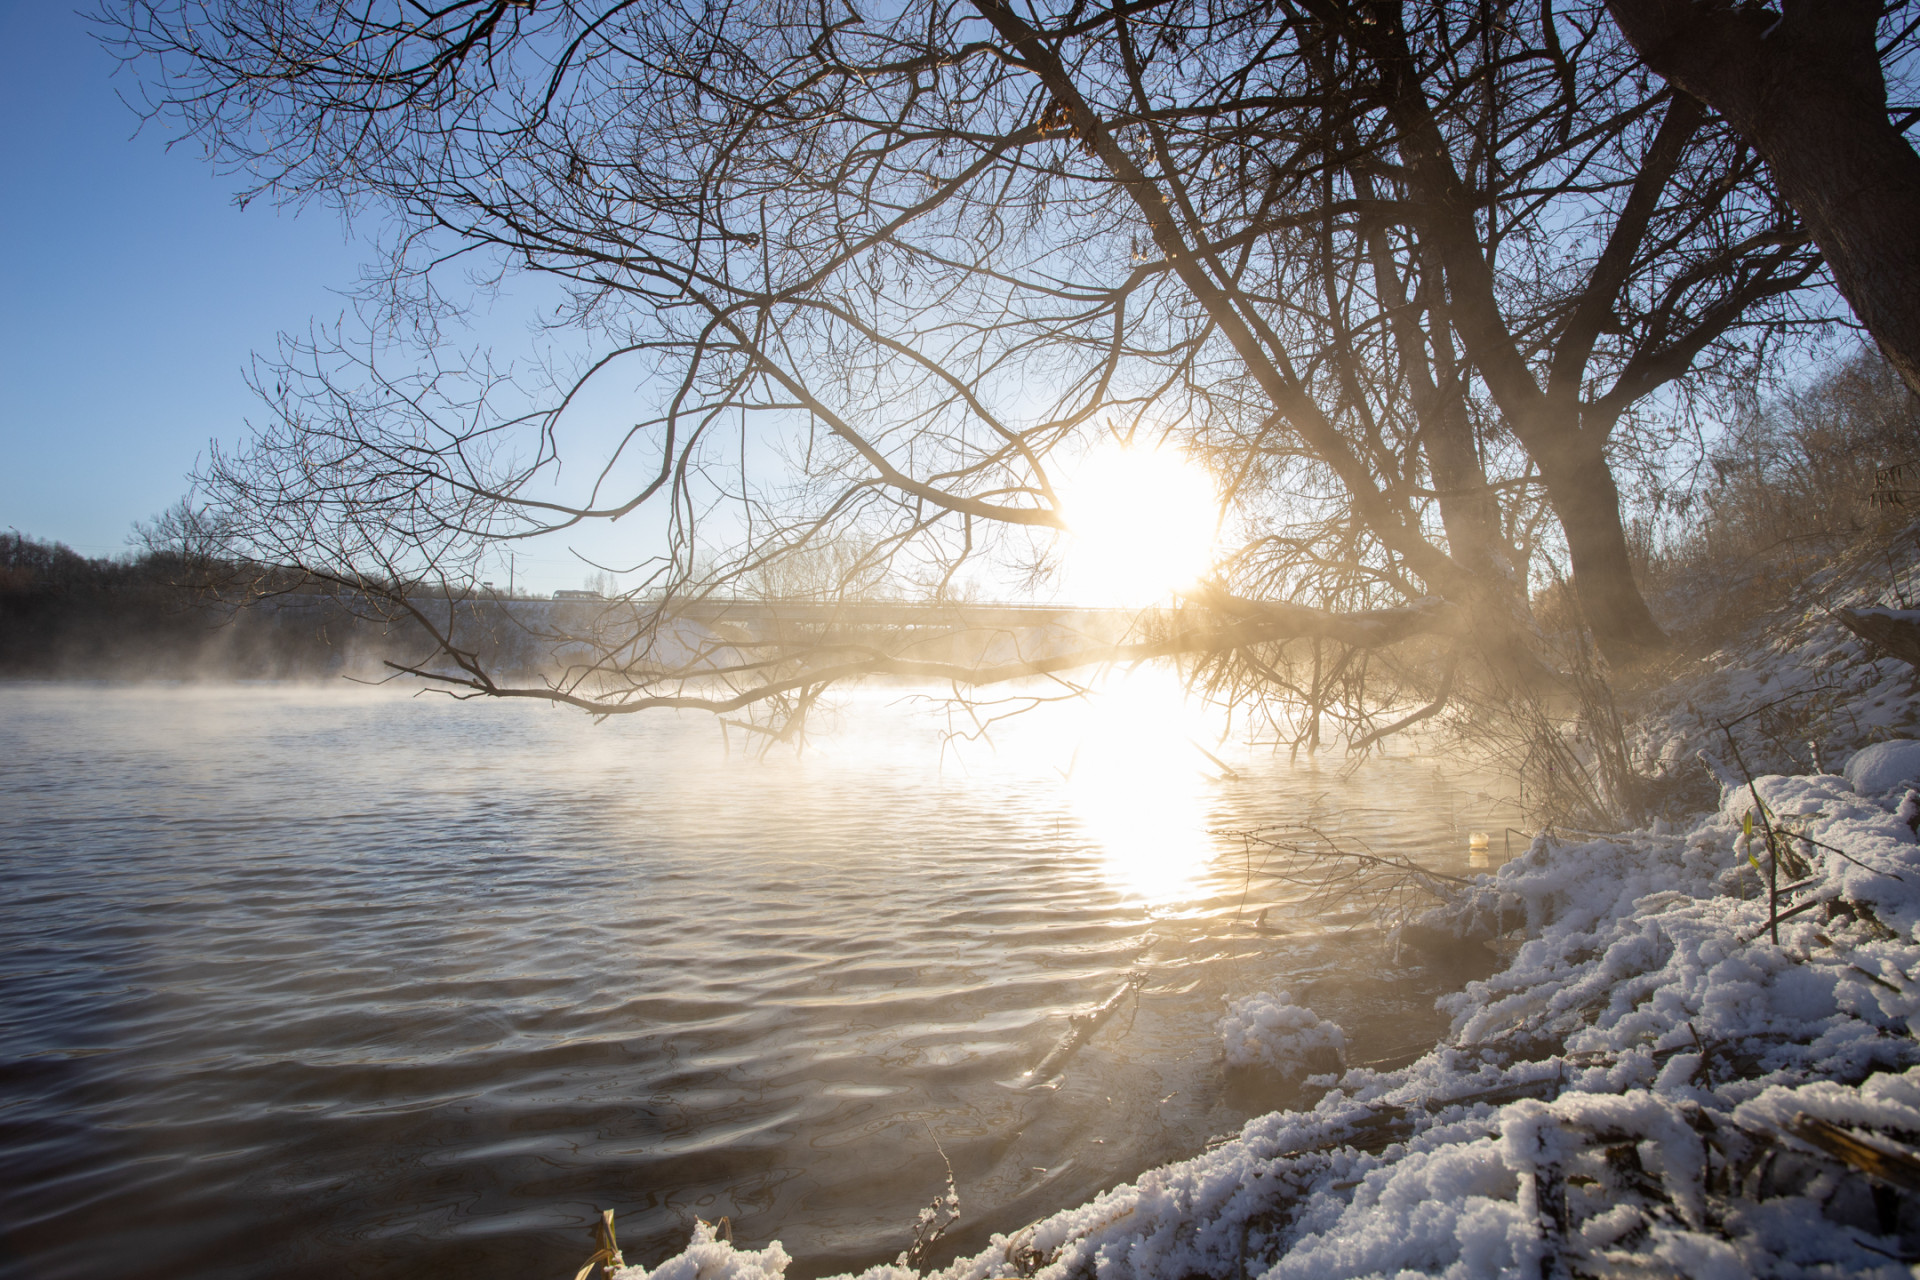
1223, 823, 1468, 935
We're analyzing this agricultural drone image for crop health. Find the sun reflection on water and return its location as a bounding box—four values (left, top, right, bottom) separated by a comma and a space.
798, 671, 1230, 905
1063, 667, 1219, 903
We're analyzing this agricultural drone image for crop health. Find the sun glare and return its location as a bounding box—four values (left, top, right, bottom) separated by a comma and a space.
1060, 441, 1220, 606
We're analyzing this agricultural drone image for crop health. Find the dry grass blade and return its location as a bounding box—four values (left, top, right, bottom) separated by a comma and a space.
572, 1208, 625, 1280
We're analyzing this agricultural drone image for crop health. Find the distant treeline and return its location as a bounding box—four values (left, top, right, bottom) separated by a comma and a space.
0, 533, 399, 677
0, 534, 638, 679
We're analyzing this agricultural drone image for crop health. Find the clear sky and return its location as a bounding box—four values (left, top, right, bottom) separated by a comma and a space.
0, 2, 370, 557
0, 2, 667, 592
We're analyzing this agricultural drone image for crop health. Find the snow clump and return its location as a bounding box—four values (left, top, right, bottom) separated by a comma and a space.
1843, 737, 1920, 797
1218, 991, 1347, 1075
612, 1219, 791, 1280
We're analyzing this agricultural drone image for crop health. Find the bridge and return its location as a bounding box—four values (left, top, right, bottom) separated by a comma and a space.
538, 596, 1179, 665
533, 592, 1172, 630
661, 598, 1163, 630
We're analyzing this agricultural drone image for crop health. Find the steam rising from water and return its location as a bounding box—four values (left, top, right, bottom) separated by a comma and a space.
0, 680, 1517, 1280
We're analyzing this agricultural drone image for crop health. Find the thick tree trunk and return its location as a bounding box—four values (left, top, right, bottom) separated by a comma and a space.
1424, 409, 1506, 582
1606, 0, 1920, 396
1361, 12, 1673, 663
1421, 414, 1557, 683
1836, 607, 1920, 671
1536, 435, 1667, 663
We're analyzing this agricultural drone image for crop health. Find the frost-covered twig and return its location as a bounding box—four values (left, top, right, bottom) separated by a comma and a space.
898, 1128, 961, 1268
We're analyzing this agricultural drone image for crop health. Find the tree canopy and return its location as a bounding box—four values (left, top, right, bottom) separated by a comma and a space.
106, 0, 1917, 747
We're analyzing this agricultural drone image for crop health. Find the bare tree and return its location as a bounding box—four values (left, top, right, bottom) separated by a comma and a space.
104, 0, 1839, 748
1604, 0, 1920, 395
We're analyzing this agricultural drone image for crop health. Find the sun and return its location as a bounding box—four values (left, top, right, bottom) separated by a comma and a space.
1059, 440, 1220, 605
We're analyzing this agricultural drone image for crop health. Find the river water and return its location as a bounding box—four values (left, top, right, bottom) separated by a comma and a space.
0, 679, 1519, 1280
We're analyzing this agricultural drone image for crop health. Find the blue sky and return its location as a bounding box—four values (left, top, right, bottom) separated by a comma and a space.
0, 3, 662, 591
0, 2, 371, 556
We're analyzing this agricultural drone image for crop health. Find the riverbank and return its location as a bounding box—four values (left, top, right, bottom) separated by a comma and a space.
606, 530, 1920, 1279
615, 764, 1920, 1279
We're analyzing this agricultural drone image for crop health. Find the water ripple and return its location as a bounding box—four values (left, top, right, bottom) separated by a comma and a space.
0, 683, 1517, 1280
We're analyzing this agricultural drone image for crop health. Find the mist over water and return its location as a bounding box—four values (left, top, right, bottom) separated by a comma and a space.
0, 681, 1519, 1280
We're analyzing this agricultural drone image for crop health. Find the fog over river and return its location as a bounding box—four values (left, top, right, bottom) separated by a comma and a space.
0, 680, 1519, 1280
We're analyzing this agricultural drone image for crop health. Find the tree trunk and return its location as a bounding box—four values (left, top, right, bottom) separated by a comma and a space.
1606, 0, 1920, 396
1423, 405, 1507, 582
1536, 435, 1667, 663
1836, 607, 1920, 671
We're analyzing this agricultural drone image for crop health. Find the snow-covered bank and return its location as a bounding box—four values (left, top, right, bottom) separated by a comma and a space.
611, 753, 1920, 1279
1632, 523, 1920, 795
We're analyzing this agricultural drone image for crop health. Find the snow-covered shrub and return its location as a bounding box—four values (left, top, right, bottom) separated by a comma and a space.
1218, 992, 1347, 1076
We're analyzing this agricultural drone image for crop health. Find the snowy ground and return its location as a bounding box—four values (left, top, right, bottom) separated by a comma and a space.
609, 754, 1920, 1279
1631, 522, 1920, 793
600, 530, 1920, 1280
1219, 992, 1349, 1077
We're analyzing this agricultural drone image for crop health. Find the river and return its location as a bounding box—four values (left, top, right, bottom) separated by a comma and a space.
0, 678, 1519, 1280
